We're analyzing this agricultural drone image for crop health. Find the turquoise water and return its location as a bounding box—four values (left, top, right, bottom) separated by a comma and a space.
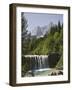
24, 68, 62, 77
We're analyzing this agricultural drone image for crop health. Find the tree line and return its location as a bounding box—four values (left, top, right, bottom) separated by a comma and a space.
21, 13, 63, 56
21, 13, 63, 74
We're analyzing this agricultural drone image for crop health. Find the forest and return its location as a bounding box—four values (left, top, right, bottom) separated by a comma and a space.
22, 13, 63, 55
21, 12, 63, 77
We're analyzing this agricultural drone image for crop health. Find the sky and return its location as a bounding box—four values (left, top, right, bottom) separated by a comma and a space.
23, 12, 63, 34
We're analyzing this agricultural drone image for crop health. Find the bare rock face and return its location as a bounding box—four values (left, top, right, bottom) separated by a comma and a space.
58, 71, 63, 75
31, 23, 54, 38
50, 70, 63, 76
51, 72, 57, 76
48, 52, 61, 68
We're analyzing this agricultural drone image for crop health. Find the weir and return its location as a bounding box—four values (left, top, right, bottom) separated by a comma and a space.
22, 53, 61, 76
24, 55, 49, 71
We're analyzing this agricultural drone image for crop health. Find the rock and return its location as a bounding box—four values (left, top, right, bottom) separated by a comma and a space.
48, 52, 61, 68
58, 71, 63, 75
51, 72, 57, 76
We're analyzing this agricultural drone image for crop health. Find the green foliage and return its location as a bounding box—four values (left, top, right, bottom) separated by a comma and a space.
21, 12, 28, 32
56, 55, 63, 70
21, 13, 32, 55
21, 56, 31, 77
22, 19, 63, 73
22, 21, 63, 55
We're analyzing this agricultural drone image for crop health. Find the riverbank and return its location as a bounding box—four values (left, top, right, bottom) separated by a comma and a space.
23, 68, 63, 77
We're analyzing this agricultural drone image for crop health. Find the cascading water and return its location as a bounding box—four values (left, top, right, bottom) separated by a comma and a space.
22, 53, 61, 77
24, 55, 49, 71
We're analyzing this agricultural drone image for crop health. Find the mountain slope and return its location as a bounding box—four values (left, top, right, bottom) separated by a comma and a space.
31, 23, 54, 38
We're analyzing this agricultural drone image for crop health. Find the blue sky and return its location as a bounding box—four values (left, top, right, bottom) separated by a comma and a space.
23, 12, 63, 33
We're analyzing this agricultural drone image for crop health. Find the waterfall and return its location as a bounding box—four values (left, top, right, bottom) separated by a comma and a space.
38, 55, 49, 69
24, 55, 49, 71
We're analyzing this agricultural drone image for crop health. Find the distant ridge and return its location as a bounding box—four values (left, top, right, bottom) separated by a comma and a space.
31, 22, 54, 38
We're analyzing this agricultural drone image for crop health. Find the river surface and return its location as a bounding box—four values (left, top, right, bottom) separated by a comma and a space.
22, 55, 63, 77
24, 55, 49, 70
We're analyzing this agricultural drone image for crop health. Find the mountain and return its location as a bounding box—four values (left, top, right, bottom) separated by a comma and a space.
31, 23, 54, 38
36, 26, 43, 38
